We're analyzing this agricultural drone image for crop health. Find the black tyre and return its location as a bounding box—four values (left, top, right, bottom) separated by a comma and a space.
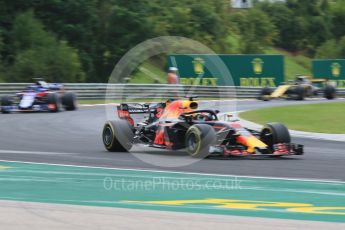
259, 87, 272, 101
1, 96, 13, 114
324, 85, 336, 100
61, 92, 77, 111
47, 93, 61, 112
102, 120, 134, 152
260, 123, 291, 150
294, 86, 305, 100
185, 124, 216, 158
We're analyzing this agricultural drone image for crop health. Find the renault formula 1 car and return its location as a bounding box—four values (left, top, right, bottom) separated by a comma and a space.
0, 80, 77, 113
102, 98, 303, 158
259, 76, 336, 101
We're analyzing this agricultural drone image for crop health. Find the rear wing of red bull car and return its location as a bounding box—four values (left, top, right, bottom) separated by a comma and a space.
117, 103, 166, 126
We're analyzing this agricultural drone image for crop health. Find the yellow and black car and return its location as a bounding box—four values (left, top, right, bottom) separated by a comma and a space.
259, 76, 336, 101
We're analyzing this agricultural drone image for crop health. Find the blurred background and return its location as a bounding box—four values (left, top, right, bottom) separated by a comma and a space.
0, 0, 344, 83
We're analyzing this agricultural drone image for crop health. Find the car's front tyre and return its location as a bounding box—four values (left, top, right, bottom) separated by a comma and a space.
259, 87, 272, 101
260, 123, 291, 152
47, 93, 61, 112
185, 124, 216, 158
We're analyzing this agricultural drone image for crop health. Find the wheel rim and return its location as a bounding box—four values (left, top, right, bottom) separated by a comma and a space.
103, 126, 113, 146
187, 133, 198, 153
260, 128, 273, 147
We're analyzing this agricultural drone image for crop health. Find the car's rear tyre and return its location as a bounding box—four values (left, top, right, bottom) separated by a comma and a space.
259, 87, 272, 101
185, 124, 216, 158
324, 85, 336, 100
47, 93, 61, 112
260, 123, 291, 151
1, 96, 12, 114
102, 120, 134, 152
61, 92, 77, 111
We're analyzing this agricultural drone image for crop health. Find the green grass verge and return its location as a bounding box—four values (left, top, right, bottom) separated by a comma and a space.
240, 102, 345, 134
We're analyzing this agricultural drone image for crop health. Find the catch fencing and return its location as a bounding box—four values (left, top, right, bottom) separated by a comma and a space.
0, 83, 344, 100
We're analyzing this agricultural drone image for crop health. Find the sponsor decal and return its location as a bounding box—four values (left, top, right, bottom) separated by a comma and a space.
331, 62, 341, 77
240, 77, 276, 87
169, 54, 284, 87
192, 57, 205, 75
180, 78, 218, 86
252, 58, 264, 74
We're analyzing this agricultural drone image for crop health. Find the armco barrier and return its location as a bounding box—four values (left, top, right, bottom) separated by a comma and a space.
0, 83, 344, 100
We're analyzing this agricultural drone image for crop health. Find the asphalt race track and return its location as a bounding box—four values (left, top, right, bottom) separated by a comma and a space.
0, 98, 344, 181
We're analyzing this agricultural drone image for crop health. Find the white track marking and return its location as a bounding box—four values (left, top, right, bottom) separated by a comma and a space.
0, 150, 78, 155
0, 159, 344, 184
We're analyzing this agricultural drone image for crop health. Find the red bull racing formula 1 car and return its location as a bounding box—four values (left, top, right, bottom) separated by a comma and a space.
0, 80, 77, 113
102, 98, 303, 158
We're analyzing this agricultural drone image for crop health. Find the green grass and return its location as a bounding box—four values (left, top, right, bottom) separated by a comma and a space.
129, 61, 167, 84
240, 102, 345, 134
265, 47, 312, 81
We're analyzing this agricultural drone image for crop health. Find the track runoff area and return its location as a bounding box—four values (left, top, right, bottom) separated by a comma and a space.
0, 99, 344, 228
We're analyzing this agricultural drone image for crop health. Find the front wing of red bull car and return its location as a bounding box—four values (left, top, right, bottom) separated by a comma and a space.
205, 119, 304, 158
172, 111, 304, 158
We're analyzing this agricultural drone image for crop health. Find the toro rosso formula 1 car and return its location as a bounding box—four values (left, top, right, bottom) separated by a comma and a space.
0, 80, 77, 113
102, 98, 303, 158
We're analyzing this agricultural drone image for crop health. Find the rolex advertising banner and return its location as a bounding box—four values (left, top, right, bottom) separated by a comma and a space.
167, 54, 284, 87
312, 59, 345, 88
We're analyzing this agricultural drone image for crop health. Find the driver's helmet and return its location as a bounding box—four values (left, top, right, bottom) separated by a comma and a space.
196, 112, 211, 121
26, 84, 44, 92
296, 76, 308, 84
166, 98, 177, 104
26, 85, 38, 91
36, 80, 49, 88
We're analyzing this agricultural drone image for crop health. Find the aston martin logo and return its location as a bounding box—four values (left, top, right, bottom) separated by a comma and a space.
252, 58, 264, 74
192, 57, 205, 75
331, 62, 341, 77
